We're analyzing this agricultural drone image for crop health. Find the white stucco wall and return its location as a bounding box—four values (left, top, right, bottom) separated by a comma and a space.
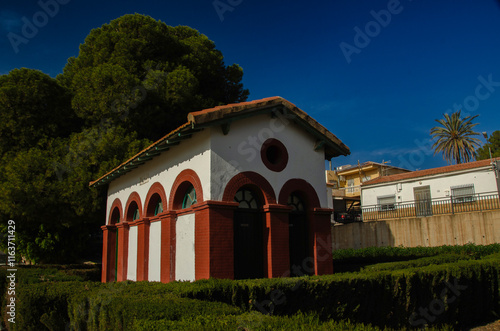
127, 226, 138, 281
148, 221, 161, 282
361, 166, 498, 207
209, 113, 329, 207
105, 129, 211, 223
175, 213, 195, 282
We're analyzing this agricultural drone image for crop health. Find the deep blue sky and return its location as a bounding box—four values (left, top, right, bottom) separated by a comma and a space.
2, 0, 500, 171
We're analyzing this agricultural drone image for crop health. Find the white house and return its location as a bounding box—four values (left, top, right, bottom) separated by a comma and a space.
361, 158, 500, 220
90, 97, 350, 282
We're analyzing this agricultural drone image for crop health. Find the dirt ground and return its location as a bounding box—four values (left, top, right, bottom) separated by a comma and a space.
469, 319, 500, 331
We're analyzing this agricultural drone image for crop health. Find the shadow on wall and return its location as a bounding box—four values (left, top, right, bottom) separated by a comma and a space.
331, 221, 395, 250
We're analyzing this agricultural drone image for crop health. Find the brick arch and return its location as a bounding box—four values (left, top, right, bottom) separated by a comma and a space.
108, 198, 123, 225
223, 171, 276, 205
144, 182, 167, 217
125, 192, 143, 222
278, 178, 320, 210
169, 169, 204, 210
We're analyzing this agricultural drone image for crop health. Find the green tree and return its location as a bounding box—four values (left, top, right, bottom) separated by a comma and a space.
430, 110, 481, 164
0, 15, 250, 263
0, 127, 150, 263
476, 130, 500, 160
0, 68, 78, 156
58, 14, 249, 141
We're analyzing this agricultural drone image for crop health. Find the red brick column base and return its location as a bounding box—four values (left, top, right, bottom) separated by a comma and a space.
101, 225, 116, 283
311, 208, 334, 275
160, 211, 176, 283
136, 217, 151, 281
263, 204, 292, 278
194, 200, 238, 280
116, 222, 130, 281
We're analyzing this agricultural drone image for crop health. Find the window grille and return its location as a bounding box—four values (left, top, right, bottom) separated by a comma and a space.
378, 195, 396, 211
451, 184, 475, 203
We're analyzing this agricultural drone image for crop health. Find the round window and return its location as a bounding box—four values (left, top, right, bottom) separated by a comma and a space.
260, 138, 288, 172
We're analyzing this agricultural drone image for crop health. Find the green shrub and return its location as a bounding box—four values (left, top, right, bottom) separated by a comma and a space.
332, 244, 500, 272
67, 281, 243, 330
167, 257, 500, 329
15, 281, 101, 331
361, 253, 472, 272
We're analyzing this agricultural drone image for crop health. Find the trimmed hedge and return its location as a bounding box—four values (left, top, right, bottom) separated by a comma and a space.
331, 244, 500, 273
361, 253, 472, 272
5, 252, 500, 330
168, 258, 500, 329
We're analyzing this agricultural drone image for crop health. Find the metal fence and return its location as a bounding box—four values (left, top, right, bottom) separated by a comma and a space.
361, 192, 500, 221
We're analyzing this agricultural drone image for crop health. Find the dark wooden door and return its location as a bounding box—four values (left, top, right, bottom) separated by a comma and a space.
414, 186, 432, 216
234, 209, 264, 279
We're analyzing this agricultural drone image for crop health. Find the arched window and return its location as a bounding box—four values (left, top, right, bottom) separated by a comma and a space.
234, 189, 259, 209
132, 208, 140, 221
154, 199, 163, 216
288, 193, 305, 212
110, 207, 121, 225
182, 184, 197, 209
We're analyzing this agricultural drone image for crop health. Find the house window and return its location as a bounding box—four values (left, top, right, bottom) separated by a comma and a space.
260, 138, 288, 172
154, 200, 163, 216
182, 185, 197, 209
347, 178, 355, 193
378, 195, 396, 211
451, 184, 475, 203
361, 175, 371, 183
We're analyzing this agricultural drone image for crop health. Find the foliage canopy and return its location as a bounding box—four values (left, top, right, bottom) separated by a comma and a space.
475, 130, 500, 160
0, 14, 249, 263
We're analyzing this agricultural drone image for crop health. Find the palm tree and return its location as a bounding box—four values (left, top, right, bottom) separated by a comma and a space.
430, 110, 481, 164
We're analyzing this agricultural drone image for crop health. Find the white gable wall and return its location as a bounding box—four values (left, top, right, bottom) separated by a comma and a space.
209, 113, 329, 207
362, 167, 497, 207
105, 129, 211, 223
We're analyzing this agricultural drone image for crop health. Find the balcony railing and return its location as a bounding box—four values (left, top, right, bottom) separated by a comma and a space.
361, 192, 500, 221
332, 186, 361, 197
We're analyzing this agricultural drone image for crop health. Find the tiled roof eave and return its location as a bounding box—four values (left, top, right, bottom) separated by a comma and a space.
89, 123, 201, 188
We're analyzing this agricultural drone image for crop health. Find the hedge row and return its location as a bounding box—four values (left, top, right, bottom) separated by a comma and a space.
331, 243, 500, 273
332, 243, 500, 262
168, 257, 500, 329
13, 281, 393, 331
5, 254, 500, 330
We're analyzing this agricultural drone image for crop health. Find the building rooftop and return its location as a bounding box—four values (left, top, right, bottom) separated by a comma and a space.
90, 96, 350, 187
363, 158, 500, 186
335, 161, 410, 174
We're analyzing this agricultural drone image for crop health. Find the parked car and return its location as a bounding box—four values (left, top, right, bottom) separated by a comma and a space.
336, 211, 362, 223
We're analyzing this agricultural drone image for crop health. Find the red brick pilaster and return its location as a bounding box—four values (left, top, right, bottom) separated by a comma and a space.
311, 208, 333, 275
101, 225, 116, 282
136, 217, 151, 281
193, 201, 238, 280
263, 204, 292, 278
116, 222, 130, 281
160, 211, 177, 283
